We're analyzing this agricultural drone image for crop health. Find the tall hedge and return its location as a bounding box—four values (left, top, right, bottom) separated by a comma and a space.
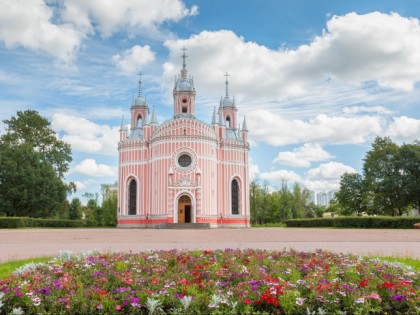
285, 216, 420, 229
0, 217, 84, 228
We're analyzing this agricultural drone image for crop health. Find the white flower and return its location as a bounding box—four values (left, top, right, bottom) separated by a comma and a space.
355, 297, 365, 304
32, 297, 41, 306
11, 307, 24, 315
296, 297, 305, 306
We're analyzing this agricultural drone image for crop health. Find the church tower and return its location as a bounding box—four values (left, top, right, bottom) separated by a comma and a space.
219, 72, 238, 129
173, 48, 196, 116
130, 73, 149, 127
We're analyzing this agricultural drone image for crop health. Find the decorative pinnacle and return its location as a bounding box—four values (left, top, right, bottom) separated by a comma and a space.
137, 71, 143, 97
181, 47, 188, 70
224, 72, 230, 97
212, 106, 217, 124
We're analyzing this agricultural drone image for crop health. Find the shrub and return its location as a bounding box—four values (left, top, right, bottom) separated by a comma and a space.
0, 217, 84, 228
285, 216, 420, 229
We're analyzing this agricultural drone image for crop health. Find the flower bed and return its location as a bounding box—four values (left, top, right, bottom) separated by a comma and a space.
0, 249, 418, 314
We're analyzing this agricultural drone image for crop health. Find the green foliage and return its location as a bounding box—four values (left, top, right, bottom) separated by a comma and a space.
69, 197, 83, 220
250, 179, 312, 224
0, 110, 74, 218
285, 216, 420, 229
335, 137, 420, 217
0, 257, 52, 279
0, 217, 84, 228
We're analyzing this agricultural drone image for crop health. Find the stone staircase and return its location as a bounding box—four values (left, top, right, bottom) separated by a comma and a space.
155, 223, 210, 229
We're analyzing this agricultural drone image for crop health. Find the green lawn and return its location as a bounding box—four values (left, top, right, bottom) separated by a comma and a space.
0, 257, 52, 279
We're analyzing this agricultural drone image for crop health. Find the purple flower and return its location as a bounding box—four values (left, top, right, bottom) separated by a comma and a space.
391, 295, 405, 302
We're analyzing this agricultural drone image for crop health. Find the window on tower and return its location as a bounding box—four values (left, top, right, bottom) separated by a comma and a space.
231, 179, 239, 215
128, 179, 137, 215
182, 106, 187, 113
226, 116, 231, 128
137, 115, 142, 127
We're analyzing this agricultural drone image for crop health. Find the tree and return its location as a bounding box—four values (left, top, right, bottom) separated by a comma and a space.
363, 137, 405, 216
69, 197, 83, 220
101, 184, 117, 226
335, 172, 368, 216
395, 142, 420, 211
0, 110, 74, 218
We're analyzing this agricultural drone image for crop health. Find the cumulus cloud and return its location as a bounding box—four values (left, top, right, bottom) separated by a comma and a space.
303, 162, 356, 191
51, 113, 119, 156
0, 0, 197, 61
72, 159, 115, 177
60, 0, 198, 37
273, 143, 334, 167
163, 12, 420, 102
249, 159, 260, 180
0, 0, 83, 62
74, 179, 95, 190
260, 170, 302, 183
113, 45, 155, 74
386, 116, 420, 142
248, 110, 382, 146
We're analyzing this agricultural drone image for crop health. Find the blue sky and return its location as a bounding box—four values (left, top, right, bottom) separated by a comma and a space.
1, 0, 419, 202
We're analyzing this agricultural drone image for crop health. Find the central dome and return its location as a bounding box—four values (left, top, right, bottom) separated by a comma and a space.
222, 96, 233, 106
177, 78, 193, 91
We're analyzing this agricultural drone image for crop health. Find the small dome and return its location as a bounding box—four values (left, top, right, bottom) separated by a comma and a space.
177, 78, 192, 91
222, 96, 233, 106
134, 95, 146, 106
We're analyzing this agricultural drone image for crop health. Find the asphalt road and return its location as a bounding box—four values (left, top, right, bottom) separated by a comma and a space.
0, 228, 419, 262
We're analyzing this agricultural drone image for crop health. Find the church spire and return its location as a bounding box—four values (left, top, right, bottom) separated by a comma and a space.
150, 106, 157, 124
224, 72, 230, 97
181, 47, 188, 78
137, 71, 143, 97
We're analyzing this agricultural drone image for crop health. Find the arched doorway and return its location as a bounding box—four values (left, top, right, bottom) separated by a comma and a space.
177, 195, 192, 223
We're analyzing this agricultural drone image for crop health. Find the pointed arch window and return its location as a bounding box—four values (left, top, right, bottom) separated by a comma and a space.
226, 116, 231, 128
231, 179, 239, 215
137, 115, 142, 127
128, 179, 137, 215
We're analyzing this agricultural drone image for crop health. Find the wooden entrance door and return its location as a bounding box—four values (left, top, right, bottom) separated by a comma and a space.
177, 195, 192, 223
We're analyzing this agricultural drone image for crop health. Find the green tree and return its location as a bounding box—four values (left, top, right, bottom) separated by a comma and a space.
363, 137, 405, 216
69, 197, 83, 220
395, 142, 420, 211
101, 184, 117, 226
335, 172, 368, 216
0, 110, 74, 218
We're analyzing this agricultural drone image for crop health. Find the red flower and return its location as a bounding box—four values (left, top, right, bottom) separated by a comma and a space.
383, 282, 395, 289
360, 279, 369, 287
243, 298, 251, 305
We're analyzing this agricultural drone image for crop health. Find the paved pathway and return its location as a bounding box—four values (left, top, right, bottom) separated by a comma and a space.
0, 228, 419, 262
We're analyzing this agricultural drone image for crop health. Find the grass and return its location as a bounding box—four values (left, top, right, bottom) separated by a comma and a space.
0, 256, 51, 279
369, 255, 420, 271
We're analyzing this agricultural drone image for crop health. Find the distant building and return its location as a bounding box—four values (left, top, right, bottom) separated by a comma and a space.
117, 49, 250, 228
103, 181, 118, 201
308, 190, 336, 207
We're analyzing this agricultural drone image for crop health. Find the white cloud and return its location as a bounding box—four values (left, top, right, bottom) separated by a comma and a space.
51, 113, 119, 156
163, 12, 420, 103
0, 0, 83, 62
0, 0, 197, 61
273, 143, 334, 167
72, 159, 115, 177
343, 106, 394, 115
113, 45, 155, 74
248, 110, 382, 146
260, 170, 302, 183
386, 116, 420, 142
60, 0, 198, 37
249, 159, 260, 180
303, 162, 356, 191
74, 179, 95, 191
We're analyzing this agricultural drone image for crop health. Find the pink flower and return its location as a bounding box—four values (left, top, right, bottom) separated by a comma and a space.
116, 305, 122, 311
367, 292, 382, 302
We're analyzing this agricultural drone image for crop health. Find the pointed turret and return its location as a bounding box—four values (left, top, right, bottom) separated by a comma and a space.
218, 109, 225, 126
119, 115, 127, 141
150, 106, 157, 125
242, 116, 248, 131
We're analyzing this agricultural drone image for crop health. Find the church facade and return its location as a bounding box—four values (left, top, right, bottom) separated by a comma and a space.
117, 51, 250, 228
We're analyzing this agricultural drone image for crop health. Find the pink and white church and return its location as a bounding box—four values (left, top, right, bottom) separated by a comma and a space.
117, 50, 250, 228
